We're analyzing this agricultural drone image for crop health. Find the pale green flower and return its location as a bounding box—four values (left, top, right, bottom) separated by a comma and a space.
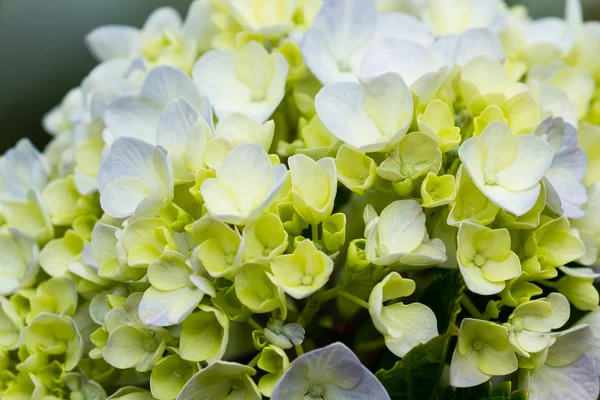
42, 175, 100, 226
27, 277, 78, 324
459, 121, 553, 216
2, 190, 53, 245
507, 293, 570, 356
335, 144, 377, 195
364, 200, 446, 267
39, 230, 85, 278
524, 216, 586, 268
103, 323, 170, 372
179, 305, 229, 363
0, 228, 39, 296
193, 40, 288, 122
457, 221, 521, 295
178, 361, 260, 400
139, 251, 215, 327
554, 267, 600, 311
322, 213, 346, 254
0, 298, 22, 350
268, 239, 333, 299
289, 154, 337, 225
421, 173, 455, 208
448, 165, 499, 226
191, 216, 243, 279
417, 99, 461, 152
236, 262, 287, 314
241, 213, 288, 263
200, 143, 287, 225
264, 319, 305, 350
150, 353, 198, 400
450, 318, 518, 387
369, 272, 438, 357
258, 345, 290, 397
315, 72, 413, 153
378, 132, 442, 183
21, 313, 83, 372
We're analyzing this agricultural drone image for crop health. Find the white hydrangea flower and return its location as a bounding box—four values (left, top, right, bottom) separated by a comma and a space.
42, 87, 83, 137
0, 139, 50, 203
97, 137, 174, 219
369, 272, 438, 357
301, 0, 433, 85
0, 228, 39, 296
315, 72, 413, 153
421, 0, 505, 36
225, 0, 299, 39
271, 342, 390, 400
459, 121, 554, 216
86, 2, 217, 72
193, 41, 288, 123
200, 143, 287, 225
533, 117, 588, 219
363, 200, 446, 267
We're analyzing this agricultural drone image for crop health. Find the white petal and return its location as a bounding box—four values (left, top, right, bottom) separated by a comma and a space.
139, 286, 202, 327
141, 65, 207, 112
142, 7, 182, 35
456, 28, 505, 67
526, 354, 599, 400
374, 12, 433, 46
104, 96, 162, 144
156, 97, 200, 148
85, 26, 140, 61
481, 183, 541, 217
495, 134, 554, 191
360, 38, 435, 85
100, 178, 151, 218
450, 346, 491, 388
378, 200, 426, 254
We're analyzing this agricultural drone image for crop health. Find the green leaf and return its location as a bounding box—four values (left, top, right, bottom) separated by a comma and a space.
419, 269, 465, 334
443, 381, 529, 400
375, 334, 451, 400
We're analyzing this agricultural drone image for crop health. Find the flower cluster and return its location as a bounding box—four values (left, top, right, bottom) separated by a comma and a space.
2, 0, 600, 399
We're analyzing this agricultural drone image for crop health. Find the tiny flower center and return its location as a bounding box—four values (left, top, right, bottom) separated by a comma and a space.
308, 382, 325, 397
472, 338, 485, 352
484, 173, 497, 185
251, 88, 266, 102
376, 244, 389, 258
401, 163, 415, 177
144, 339, 158, 353
225, 253, 236, 265
473, 254, 486, 267
337, 60, 352, 72
511, 316, 524, 331
302, 275, 314, 286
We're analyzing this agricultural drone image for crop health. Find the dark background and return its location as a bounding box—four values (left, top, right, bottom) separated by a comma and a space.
0, 0, 598, 153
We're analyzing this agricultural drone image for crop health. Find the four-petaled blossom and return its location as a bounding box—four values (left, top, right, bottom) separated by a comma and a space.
369, 272, 438, 357
316, 72, 414, 153
200, 143, 287, 225
193, 41, 288, 123
450, 318, 518, 388
459, 121, 554, 216
97, 137, 174, 219
271, 342, 390, 400
457, 221, 522, 295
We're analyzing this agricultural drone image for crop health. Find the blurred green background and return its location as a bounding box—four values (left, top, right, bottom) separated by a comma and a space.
0, 0, 598, 152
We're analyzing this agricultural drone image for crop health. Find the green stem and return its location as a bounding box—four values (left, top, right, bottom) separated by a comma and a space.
356, 338, 386, 353
248, 317, 263, 332
247, 352, 262, 368
312, 224, 319, 241
461, 295, 484, 319
338, 290, 369, 309
295, 344, 304, 357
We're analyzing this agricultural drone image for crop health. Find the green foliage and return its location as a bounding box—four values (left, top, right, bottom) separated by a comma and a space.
419, 269, 465, 334
375, 335, 451, 400
443, 381, 528, 400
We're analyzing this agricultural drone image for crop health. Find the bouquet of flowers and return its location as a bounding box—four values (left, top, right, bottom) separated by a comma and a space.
2, 0, 600, 398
